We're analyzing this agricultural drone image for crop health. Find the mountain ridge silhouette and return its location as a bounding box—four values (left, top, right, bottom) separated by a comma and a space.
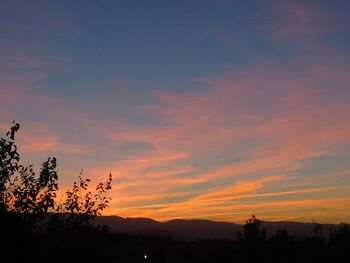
94, 215, 346, 240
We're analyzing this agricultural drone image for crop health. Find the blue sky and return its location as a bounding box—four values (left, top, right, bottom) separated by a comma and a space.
1, 0, 350, 223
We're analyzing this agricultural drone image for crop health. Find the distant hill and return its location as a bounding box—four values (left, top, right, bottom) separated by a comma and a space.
94, 216, 344, 241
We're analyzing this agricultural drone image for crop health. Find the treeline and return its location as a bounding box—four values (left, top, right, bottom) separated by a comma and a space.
95, 216, 350, 263
2, 213, 350, 262
111, 221, 350, 263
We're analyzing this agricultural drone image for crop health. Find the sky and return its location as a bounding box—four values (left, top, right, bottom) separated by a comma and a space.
1, 0, 350, 224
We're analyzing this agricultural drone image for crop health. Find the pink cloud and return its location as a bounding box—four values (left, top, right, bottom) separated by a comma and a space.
2, 20, 350, 223
274, 0, 315, 38
254, 0, 342, 49
4, 53, 349, 223
94, 55, 350, 222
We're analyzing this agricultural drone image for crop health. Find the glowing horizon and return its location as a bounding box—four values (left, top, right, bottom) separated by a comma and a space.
1, 0, 350, 224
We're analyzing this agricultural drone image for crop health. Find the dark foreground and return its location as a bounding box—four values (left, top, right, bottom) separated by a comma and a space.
2, 217, 350, 263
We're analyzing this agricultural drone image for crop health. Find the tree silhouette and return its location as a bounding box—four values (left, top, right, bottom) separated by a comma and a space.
60, 169, 112, 230
312, 218, 324, 240
240, 215, 267, 262
330, 224, 350, 243
0, 121, 115, 262
0, 121, 20, 212
0, 121, 112, 231
271, 228, 291, 243
243, 215, 266, 242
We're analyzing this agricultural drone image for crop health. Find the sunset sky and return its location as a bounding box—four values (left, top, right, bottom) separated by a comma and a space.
1, 0, 350, 223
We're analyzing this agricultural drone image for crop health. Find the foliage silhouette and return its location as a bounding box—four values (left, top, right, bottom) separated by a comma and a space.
243, 214, 266, 242
60, 169, 112, 231
0, 121, 20, 212
0, 121, 112, 231
312, 218, 324, 240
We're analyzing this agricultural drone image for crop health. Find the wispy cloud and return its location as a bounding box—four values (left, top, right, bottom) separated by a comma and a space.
269, 0, 316, 39
96, 53, 350, 222
1, 0, 349, 223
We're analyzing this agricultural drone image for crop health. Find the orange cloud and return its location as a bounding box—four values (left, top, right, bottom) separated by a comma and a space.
2, 36, 350, 224
98, 57, 350, 223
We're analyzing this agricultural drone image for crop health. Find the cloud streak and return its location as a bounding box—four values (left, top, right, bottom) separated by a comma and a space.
1, 0, 350, 224
96, 53, 350, 223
